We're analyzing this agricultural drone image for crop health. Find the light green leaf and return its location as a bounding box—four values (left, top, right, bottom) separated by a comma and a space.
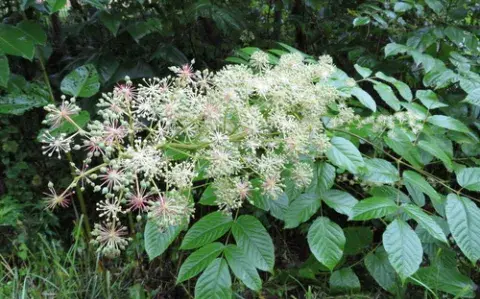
232, 215, 275, 272
416, 90, 448, 109
445, 194, 480, 264
180, 212, 232, 250
326, 137, 364, 174
365, 246, 398, 293
373, 82, 401, 111
60, 64, 100, 97
354, 64, 372, 78
418, 140, 453, 171
362, 158, 399, 184
0, 83, 49, 115
321, 189, 358, 218
329, 268, 360, 293
456, 167, 480, 191
384, 43, 409, 57
306, 162, 336, 195
353, 16, 370, 27
402, 171, 441, 204
463, 88, 480, 106
402, 204, 447, 243
284, 192, 320, 228
177, 243, 225, 283
194, 258, 232, 299
383, 219, 423, 280
0, 55, 9, 88
307, 216, 345, 271
425, 0, 444, 14
0, 24, 35, 60
224, 245, 262, 291
343, 227, 373, 255
47, 0, 66, 13
99, 12, 122, 36
45, 111, 90, 137
427, 115, 470, 133
351, 86, 376, 112
375, 71, 412, 101
394, 2, 412, 12
199, 185, 217, 206
144, 221, 181, 260
350, 197, 398, 221
370, 186, 411, 204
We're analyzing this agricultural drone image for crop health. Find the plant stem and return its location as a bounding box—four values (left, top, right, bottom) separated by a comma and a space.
37, 48, 55, 104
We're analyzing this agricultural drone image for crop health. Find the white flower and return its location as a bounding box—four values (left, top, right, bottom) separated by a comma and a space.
41, 132, 73, 159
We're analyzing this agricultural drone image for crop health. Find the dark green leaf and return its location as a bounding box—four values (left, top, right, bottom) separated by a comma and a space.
177, 243, 225, 283
284, 192, 320, 228
194, 258, 232, 299
0, 55, 9, 88
350, 197, 398, 221
307, 216, 345, 271
60, 64, 100, 98
144, 221, 181, 260
343, 227, 373, 255
180, 212, 232, 250
224, 245, 262, 291
0, 24, 35, 60
329, 268, 361, 293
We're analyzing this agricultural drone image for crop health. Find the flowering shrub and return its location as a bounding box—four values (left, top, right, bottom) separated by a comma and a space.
42, 49, 480, 297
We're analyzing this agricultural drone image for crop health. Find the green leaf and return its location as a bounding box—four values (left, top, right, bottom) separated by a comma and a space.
45, 111, 90, 137
353, 16, 370, 27
17, 21, 47, 45
384, 43, 409, 57
321, 189, 358, 218
416, 90, 447, 109
0, 55, 9, 88
99, 12, 122, 36
402, 171, 441, 204
463, 88, 480, 106
180, 212, 232, 250
329, 268, 360, 293
343, 227, 373, 255
284, 192, 320, 228
456, 167, 480, 191
177, 243, 225, 283
362, 158, 399, 184
383, 219, 423, 280
307, 216, 345, 271
364, 246, 398, 293
306, 162, 335, 195
47, 0, 66, 13
354, 64, 372, 78
0, 83, 49, 115
351, 86, 376, 112
427, 115, 470, 133
373, 82, 401, 111
224, 245, 262, 291
425, 0, 444, 14
199, 185, 217, 205
375, 72, 412, 101
445, 194, 480, 264
232, 215, 275, 272
194, 258, 232, 299
394, 2, 412, 12
418, 140, 453, 171
350, 197, 398, 221
402, 204, 447, 243
60, 64, 100, 97
0, 24, 35, 60
144, 221, 181, 260
370, 186, 411, 204
326, 137, 364, 174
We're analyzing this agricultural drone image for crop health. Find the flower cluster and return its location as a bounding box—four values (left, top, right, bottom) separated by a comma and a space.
41, 52, 352, 257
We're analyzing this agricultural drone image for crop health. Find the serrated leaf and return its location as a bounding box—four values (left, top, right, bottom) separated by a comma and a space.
180, 212, 232, 250
418, 140, 453, 171
343, 227, 373, 255
232, 215, 274, 272
194, 258, 232, 299
427, 115, 470, 133
353, 16, 370, 27
354, 64, 372, 78
284, 192, 320, 228
365, 246, 398, 293
307, 216, 345, 271
199, 185, 217, 205
350, 197, 398, 221
321, 189, 358, 217
402, 204, 447, 243
306, 162, 336, 195
0, 55, 9, 88
17, 21, 47, 45
0, 24, 35, 60
144, 221, 181, 260
362, 158, 399, 184
463, 88, 480, 106
383, 219, 422, 280
370, 186, 411, 204
177, 243, 224, 283
99, 11, 122, 36
445, 194, 480, 264
384, 43, 409, 57
224, 245, 262, 291
326, 137, 364, 174
373, 82, 401, 111
416, 90, 447, 109
329, 268, 360, 293
456, 167, 480, 191
351, 86, 376, 112
375, 72, 412, 101
60, 64, 100, 97
402, 171, 441, 205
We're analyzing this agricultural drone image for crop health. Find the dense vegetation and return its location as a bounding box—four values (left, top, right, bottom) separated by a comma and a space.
1, 0, 479, 298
